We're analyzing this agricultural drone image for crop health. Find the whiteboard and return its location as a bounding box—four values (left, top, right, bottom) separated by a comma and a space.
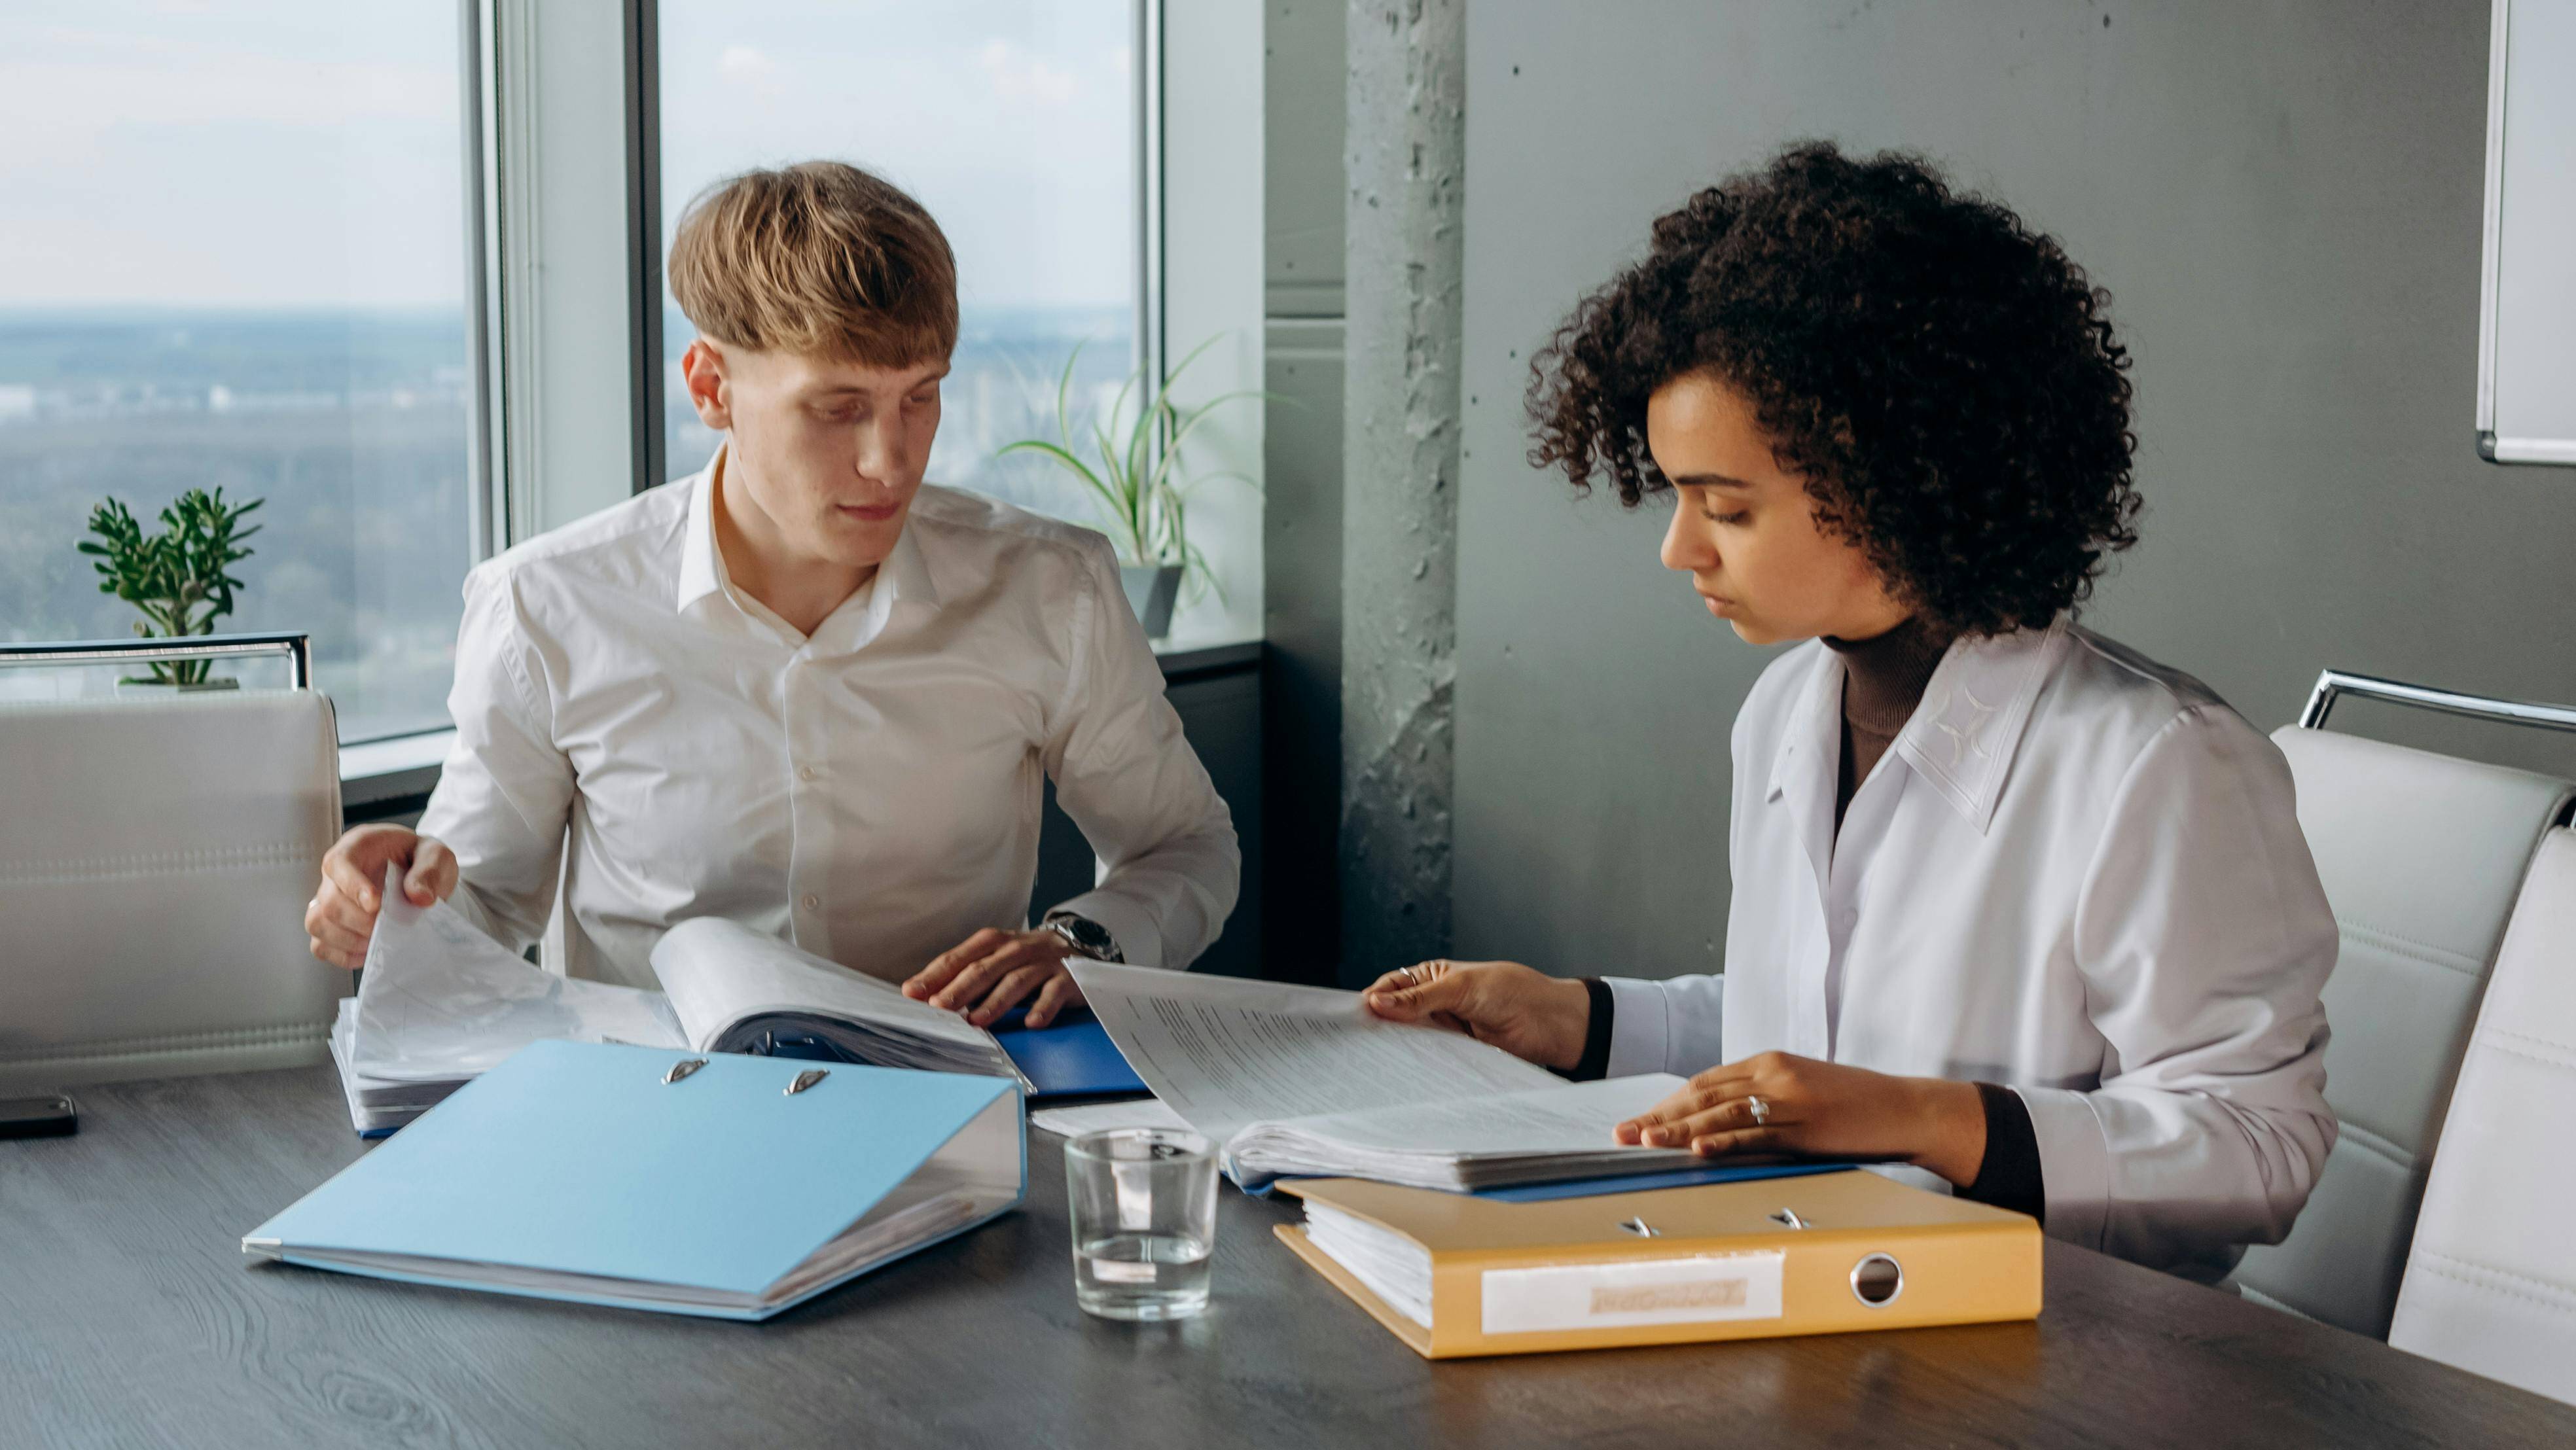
2478, 0, 2576, 465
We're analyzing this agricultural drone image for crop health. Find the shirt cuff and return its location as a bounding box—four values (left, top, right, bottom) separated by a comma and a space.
1959, 1082, 2047, 1224
1600, 977, 1672, 1079
2014, 1084, 2113, 1249
1042, 890, 1164, 971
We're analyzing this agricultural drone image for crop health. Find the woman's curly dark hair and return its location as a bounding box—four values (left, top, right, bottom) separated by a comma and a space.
1526, 141, 2140, 637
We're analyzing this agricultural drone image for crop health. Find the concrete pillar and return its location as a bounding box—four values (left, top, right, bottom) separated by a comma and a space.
1339, 0, 1462, 979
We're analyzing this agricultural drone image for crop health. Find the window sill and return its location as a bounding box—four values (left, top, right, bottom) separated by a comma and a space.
335, 635, 1264, 807
340, 729, 454, 809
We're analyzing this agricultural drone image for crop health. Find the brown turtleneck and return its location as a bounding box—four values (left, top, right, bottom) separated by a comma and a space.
1825, 614, 1952, 831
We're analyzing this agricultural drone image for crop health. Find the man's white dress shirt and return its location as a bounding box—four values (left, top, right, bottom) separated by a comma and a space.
1601, 620, 2338, 1281
418, 449, 1239, 989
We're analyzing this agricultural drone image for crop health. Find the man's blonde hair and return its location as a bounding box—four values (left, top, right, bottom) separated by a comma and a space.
668, 162, 957, 366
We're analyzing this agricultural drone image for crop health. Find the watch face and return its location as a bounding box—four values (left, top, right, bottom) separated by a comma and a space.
1051, 915, 1118, 961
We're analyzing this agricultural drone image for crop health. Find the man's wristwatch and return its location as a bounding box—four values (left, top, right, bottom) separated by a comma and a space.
1041, 911, 1124, 964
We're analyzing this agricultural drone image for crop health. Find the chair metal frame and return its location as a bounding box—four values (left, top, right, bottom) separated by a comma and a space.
2300, 669, 2576, 735
0, 632, 313, 690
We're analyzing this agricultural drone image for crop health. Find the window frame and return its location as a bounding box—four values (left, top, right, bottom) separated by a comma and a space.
617, 0, 1166, 504
342, 0, 1175, 787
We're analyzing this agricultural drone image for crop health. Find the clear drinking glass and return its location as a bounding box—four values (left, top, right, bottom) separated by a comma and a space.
1064, 1127, 1219, 1321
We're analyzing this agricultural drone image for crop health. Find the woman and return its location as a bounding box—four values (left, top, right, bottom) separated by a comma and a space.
1365, 143, 2336, 1282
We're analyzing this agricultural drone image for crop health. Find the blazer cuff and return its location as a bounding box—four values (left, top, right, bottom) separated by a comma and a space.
2014, 1084, 2113, 1250
1600, 977, 1672, 1079
1042, 890, 1164, 971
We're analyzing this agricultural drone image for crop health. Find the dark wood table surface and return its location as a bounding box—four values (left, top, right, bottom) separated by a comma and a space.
7, 1066, 2573, 1450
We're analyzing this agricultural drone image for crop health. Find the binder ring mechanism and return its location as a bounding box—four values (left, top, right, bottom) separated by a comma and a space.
659, 1057, 830, 1095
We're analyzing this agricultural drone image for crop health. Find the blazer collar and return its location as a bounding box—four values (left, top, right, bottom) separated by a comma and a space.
1766, 616, 2068, 835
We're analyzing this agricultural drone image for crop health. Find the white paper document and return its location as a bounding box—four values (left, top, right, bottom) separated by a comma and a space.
330, 870, 1024, 1133
350, 874, 685, 1082
1029, 1098, 1192, 1139
1069, 963, 1696, 1191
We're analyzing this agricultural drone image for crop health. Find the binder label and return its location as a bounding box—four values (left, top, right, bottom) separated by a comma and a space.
1482, 1250, 1786, 1335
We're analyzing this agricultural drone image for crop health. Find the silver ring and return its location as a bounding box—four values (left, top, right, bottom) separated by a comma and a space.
1396, 965, 1423, 987
1745, 1095, 1770, 1127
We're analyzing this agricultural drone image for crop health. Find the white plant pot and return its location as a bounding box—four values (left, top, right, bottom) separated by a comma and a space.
113, 677, 241, 696
1118, 563, 1184, 639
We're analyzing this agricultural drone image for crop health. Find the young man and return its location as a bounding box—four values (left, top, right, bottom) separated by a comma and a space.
304, 162, 1237, 1029
1364, 143, 2336, 1282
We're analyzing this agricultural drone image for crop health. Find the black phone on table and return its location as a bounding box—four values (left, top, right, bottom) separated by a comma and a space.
0, 1093, 78, 1139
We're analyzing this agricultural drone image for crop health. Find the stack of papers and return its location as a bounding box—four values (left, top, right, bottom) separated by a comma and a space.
331, 870, 1027, 1135
332, 880, 686, 1133
1300, 1201, 1436, 1327
653, 917, 1018, 1080
1067, 963, 1698, 1192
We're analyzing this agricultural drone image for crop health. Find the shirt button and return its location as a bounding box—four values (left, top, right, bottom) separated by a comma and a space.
801, 894, 820, 911
797, 766, 817, 782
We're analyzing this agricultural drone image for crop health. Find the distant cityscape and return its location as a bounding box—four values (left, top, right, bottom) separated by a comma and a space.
0, 304, 1136, 743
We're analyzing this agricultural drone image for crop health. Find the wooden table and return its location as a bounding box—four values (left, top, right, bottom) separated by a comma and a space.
7, 1067, 2573, 1449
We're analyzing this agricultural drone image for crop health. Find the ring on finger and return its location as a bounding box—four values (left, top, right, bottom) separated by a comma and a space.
1745, 1094, 1770, 1127
1397, 965, 1422, 987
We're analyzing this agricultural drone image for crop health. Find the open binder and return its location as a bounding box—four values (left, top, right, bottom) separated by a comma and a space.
246, 1040, 1024, 1320
1277, 1169, 2041, 1358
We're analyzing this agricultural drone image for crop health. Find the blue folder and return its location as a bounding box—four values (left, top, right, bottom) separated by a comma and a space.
1469, 1161, 1855, 1201
245, 1040, 1026, 1320
759, 1008, 1147, 1099
994, 1010, 1148, 1097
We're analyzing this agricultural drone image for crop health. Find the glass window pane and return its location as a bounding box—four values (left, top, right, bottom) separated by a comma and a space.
657, 0, 1138, 531
0, 3, 473, 744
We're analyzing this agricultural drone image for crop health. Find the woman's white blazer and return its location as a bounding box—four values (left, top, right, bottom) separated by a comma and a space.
1602, 619, 2338, 1281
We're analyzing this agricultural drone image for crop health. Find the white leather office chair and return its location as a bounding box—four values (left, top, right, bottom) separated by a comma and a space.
2389, 828, 2576, 1405
2232, 671, 2576, 1337
0, 635, 346, 1093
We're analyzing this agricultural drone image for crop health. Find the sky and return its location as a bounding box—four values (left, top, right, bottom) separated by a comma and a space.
660, 0, 1136, 314
0, 0, 1136, 313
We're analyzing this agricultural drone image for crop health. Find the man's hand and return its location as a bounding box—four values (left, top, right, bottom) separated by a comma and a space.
904, 927, 1084, 1028
305, 824, 460, 970
1613, 1052, 1990, 1186
1361, 959, 1592, 1072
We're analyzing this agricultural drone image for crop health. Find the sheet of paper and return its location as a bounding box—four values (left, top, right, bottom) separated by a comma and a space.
351, 867, 685, 1082
1029, 1098, 1190, 1139
1264, 1074, 1686, 1156
1066, 963, 1564, 1145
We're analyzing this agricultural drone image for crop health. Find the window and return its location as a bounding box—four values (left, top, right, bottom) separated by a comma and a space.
0, 2, 475, 745
655, 0, 1143, 527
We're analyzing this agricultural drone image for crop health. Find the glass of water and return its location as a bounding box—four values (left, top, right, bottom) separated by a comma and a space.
1064, 1126, 1218, 1321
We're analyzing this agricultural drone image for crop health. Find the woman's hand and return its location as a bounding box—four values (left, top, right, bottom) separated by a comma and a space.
1361, 959, 1592, 1071
1616, 1052, 1990, 1187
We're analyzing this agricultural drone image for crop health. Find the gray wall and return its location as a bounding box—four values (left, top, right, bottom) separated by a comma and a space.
1451, 0, 2576, 982
1260, 0, 1348, 983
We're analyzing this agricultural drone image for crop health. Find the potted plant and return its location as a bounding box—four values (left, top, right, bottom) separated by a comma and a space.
76, 487, 264, 689
997, 336, 1264, 637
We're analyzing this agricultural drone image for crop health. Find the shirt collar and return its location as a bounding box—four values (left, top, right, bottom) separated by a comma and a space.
673, 445, 728, 616
673, 444, 945, 651
1767, 616, 2069, 834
